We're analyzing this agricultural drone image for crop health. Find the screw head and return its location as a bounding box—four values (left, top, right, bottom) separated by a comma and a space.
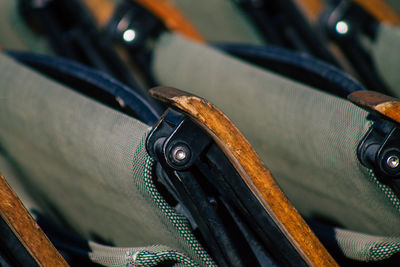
173, 147, 187, 161
386, 155, 400, 169
335, 20, 349, 35
168, 143, 191, 168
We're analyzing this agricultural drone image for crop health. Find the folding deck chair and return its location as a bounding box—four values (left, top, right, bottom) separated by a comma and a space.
2, 0, 400, 266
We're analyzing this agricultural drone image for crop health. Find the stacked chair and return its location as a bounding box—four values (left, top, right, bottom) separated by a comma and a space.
1, 0, 400, 266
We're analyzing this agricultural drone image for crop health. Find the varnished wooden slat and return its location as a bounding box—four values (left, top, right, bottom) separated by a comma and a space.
82, 0, 115, 28
293, 0, 323, 23
348, 90, 400, 124
150, 86, 338, 267
352, 0, 400, 25
294, 0, 400, 25
0, 174, 69, 267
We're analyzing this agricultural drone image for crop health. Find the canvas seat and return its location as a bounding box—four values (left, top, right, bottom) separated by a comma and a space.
1, 49, 333, 266
370, 24, 400, 97
2, 0, 400, 265
150, 32, 400, 264
1, 38, 400, 265
0, 52, 215, 266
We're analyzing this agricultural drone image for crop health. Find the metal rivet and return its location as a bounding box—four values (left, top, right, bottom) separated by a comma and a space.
123, 29, 136, 42
209, 198, 217, 207
386, 155, 400, 169
174, 147, 187, 161
170, 144, 191, 166
335, 20, 349, 35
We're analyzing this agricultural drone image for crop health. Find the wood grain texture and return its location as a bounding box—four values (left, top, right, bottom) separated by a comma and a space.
352, 0, 400, 25
349, 90, 400, 124
0, 174, 69, 267
150, 86, 338, 267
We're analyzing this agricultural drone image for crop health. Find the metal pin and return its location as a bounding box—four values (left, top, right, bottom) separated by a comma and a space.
171, 144, 190, 164
386, 155, 400, 169
174, 147, 187, 161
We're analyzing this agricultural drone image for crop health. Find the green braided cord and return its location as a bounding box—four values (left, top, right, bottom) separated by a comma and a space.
365, 157, 400, 261
368, 169, 400, 211
367, 171, 400, 263
370, 241, 400, 261
127, 249, 197, 266
134, 133, 216, 266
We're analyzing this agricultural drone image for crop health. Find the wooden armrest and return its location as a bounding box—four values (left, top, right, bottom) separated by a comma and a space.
293, 0, 400, 25
348, 90, 400, 124
293, 0, 323, 23
351, 0, 400, 25
150, 86, 338, 267
0, 174, 68, 266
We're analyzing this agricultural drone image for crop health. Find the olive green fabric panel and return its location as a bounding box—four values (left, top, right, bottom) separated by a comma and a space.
88, 243, 197, 266
0, 153, 40, 213
0, 53, 161, 246
152, 33, 400, 237
0, 53, 214, 266
170, 0, 265, 45
334, 228, 400, 262
0, 1, 51, 53
385, 0, 400, 15
371, 24, 400, 97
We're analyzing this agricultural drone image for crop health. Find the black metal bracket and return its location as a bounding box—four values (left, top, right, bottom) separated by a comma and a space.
147, 109, 211, 171
146, 108, 308, 267
322, 0, 390, 94
105, 0, 165, 50
103, 0, 167, 85
358, 116, 400, 196
324, 0, 372, 41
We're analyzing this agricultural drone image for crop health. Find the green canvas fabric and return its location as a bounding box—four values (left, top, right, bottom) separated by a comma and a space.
371, 24, 400, 98
0, 53, 214, 266
0, 0, 51, 53
334, 227, 400, 262
152, 33, 400, 259
0, 151, 40, 213
170, 0, 265, 45
384, 0, 400, 15
88, 243, 197, 266
87, 225, 400, 264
